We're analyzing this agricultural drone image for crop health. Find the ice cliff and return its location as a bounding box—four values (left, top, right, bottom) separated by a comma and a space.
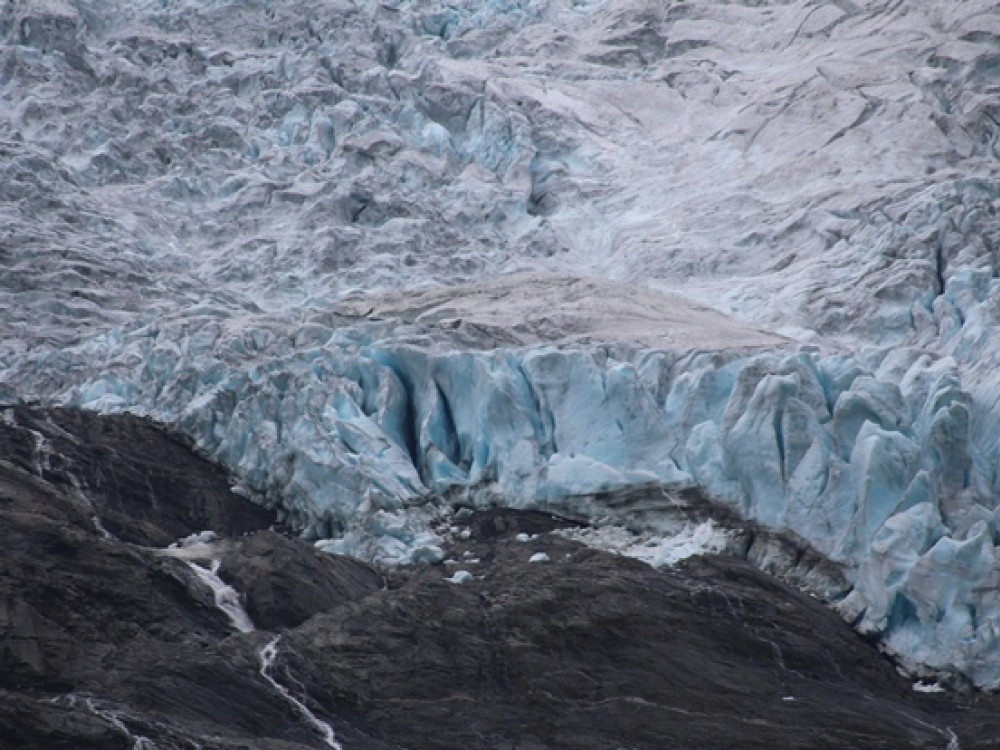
5, 0, 1000, 689
8, 279, 999, 686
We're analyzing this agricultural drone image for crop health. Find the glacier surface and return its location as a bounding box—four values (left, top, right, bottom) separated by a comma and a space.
5, 0, 1000, 688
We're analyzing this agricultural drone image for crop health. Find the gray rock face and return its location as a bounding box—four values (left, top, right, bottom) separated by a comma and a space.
0, 404, 275, 545
4, 407, 1000, 749
220, 531, 384, 631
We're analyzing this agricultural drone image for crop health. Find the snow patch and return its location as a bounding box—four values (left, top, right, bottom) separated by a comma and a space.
555, 521, 728, 568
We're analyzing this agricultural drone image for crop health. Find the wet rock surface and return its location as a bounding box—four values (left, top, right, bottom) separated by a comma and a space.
0, 404, 275, 546
3, 406, 1000, 749
0, 406, 327, 749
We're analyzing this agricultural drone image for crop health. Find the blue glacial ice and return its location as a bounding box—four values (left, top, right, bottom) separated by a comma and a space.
7, 296, 998, 687
5, 0, 1000, 694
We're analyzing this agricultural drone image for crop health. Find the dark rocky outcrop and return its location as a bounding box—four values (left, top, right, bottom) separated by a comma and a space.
288, 510, 998, 749
3, 406, 1000, 749
219, 532, 384, 631
0, 404, 275, 546
0, 406, 335, 748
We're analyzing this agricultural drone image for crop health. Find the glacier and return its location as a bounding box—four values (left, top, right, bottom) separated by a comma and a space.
5, 0, 1000, 690
6, 284, 998, 686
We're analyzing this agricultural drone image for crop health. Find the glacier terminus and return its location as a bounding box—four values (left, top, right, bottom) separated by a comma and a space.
5, 0, 1000, 695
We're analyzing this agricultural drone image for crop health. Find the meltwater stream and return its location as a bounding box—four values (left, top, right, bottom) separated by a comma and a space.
185, 559, 255, 634
259, 636, 343, 750
83, 698, 155, 750
180, 550, 343, 747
